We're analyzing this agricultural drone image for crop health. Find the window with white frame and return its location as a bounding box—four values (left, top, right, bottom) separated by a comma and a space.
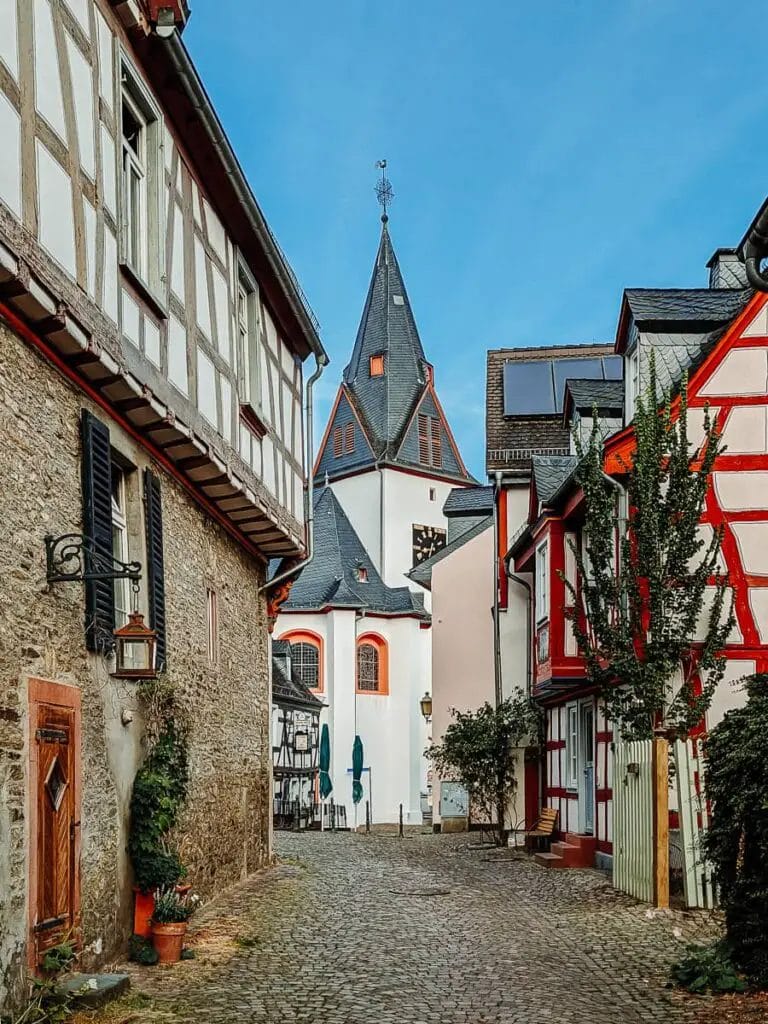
626, 345, 640, 422
237, 263, 263, 414
566, 704, 578, 790
535, 539, 549, 622
120, 58, 164, 298
206, 587, 218, 664
111, 463, 130, 628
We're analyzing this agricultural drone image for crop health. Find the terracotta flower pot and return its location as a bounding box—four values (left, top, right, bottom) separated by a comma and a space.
133, 888, 155, 939
151, 921, 187, 964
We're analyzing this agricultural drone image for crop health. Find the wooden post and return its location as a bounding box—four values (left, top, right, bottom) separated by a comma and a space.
399, 803, 404, 838
652, 734, 669, 909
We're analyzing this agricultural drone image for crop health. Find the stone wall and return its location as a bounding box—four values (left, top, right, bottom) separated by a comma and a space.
0, 320, 270, 1010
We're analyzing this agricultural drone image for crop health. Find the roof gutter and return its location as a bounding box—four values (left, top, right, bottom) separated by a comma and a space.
741, 199, 768, 291
160, 34, 327, 359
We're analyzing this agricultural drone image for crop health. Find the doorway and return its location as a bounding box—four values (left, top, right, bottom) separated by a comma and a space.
578, 700, 595, 835
28, 679, 81, 967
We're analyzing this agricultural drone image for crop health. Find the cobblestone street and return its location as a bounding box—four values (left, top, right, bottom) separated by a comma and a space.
110, 832, 721, 1024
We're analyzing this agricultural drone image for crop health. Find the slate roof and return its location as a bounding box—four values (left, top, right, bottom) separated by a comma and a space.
271, 640, 323, 708
408, 515, 493, 591
564, 378, 624, 413
623, 288, 751, 326
531, 455, 578, 506
316, 221, 473, 484
443, 486, 494, 516
281, 486, 428, 618
343, 222, 428, 452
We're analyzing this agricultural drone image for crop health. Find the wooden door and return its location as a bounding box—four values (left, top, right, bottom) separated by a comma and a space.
33, 702, 77, 961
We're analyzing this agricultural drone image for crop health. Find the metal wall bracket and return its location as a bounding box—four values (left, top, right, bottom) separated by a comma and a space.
45, 533, 142, 584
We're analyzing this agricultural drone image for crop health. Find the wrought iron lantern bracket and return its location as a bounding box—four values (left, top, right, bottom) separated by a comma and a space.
45, 533, 142, 585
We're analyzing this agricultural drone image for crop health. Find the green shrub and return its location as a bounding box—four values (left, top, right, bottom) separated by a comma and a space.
128, 721, 189, 893
128, 934, 159, 966
671, 941, 746, 994
703, 674, 768, 988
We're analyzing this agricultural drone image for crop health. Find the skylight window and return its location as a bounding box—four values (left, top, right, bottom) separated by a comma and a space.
392, 295, 404, 306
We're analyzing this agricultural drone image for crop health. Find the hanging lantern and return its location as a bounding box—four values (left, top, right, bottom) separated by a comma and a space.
112, 583, 157, 679
419, 691, 432, 722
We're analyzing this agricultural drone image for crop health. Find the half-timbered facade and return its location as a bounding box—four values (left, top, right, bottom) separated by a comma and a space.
271, 639, 322, 830
0, 0, 325, 1010
509, 243, 768, 869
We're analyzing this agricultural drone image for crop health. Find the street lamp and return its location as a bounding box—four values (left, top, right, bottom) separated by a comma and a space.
419, 691, 432, 722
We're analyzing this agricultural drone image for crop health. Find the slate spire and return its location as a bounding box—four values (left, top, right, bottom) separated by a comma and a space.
343, 221, 429, 452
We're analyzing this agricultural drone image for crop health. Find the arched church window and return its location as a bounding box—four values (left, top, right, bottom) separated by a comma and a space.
356, 634, 388, 694
279, 630, 323, 693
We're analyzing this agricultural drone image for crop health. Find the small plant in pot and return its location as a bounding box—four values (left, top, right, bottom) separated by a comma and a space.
150, 887, 197, 964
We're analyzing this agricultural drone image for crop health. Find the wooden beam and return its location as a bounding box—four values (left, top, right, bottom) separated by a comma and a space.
652, 734, 669, 909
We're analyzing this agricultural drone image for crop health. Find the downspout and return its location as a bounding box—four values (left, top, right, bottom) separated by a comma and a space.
507, 570, 532, 698
492, 471, 503, 708
259, 352, 328, 592
742, 204, 768, 291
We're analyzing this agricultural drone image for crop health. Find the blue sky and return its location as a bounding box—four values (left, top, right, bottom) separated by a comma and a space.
186, 2, 768, 479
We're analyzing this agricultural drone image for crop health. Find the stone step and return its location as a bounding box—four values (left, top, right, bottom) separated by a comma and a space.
552, 837, 596, 868
533, 851, 567, 869
59, 973, 130, 1009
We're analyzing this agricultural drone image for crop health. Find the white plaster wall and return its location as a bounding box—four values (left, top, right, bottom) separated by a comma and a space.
381, 468, 458, 591
430, 525, 494, 825
328, 471, 382, 572
707, 660, 754, 730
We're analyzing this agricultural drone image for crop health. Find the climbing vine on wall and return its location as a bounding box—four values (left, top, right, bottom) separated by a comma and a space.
565, 357, 734, 739
128, 679, 189, 893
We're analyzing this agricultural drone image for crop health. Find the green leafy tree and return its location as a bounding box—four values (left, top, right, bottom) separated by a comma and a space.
567, 359, 734, 739
703, 674, 768, 988
427, 691, 541, 846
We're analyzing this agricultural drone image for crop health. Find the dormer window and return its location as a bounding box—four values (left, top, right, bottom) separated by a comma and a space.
356, 565, 368, 583
370, 354, 385, 377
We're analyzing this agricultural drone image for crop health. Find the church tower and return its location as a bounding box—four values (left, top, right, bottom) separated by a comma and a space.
274, 186, 474, 826
315, 211, 474, 589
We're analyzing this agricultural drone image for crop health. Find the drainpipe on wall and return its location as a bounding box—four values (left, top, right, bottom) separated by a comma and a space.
259, 352, 328, 593
492, 471, 503, 708
507, 570, 532, 698
742, 203, 768, 291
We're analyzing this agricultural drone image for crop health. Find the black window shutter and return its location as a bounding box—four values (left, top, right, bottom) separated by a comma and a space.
144, 469, 167, 670
81, 409, 115, 652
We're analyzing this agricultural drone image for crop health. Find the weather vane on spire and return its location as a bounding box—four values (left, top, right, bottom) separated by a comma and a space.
375, 159, 394, 222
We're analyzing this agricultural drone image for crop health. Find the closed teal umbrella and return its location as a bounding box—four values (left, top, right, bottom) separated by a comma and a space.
352, 735, 364, 804
319, 723, 333, 799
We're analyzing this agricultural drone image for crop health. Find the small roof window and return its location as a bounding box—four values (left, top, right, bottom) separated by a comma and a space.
392, 294, 404, 306
370, 354, 385, 377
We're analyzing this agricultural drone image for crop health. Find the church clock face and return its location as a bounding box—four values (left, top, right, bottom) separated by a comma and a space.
412, 524, 447, 566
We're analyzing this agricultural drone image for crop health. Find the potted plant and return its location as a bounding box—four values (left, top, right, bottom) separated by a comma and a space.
150, 887, 196, 964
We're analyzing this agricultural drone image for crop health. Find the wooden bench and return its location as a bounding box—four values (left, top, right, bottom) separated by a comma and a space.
525, 808, 558, 852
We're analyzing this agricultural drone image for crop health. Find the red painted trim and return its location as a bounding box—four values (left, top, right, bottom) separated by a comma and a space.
276, 629, 325, 694
596, 839, 612, 854
595, 788, 613, 802
596, 730, 612, 743
313, 386, 344, 477
0, 303, 281, 565
545, 740, 566, 751
356, 631, 389, 695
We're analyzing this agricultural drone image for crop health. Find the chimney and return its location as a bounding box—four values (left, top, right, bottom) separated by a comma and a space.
706, 248, 749, 290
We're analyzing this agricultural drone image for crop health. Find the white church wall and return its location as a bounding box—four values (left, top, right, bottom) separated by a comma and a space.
382, 468, 460, 592
328, 470, 382, 572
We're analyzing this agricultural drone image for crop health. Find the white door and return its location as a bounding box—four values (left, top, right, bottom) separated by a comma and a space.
579, 702, 595, 835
